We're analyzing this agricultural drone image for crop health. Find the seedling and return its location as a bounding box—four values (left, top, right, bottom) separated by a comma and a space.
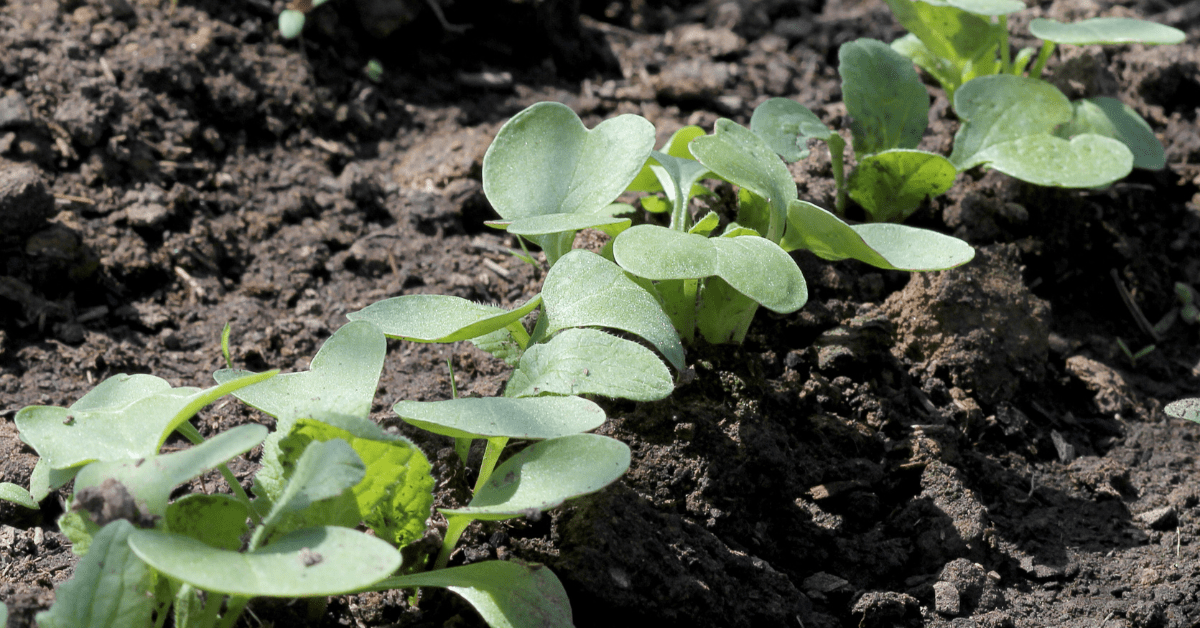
1115, 337, 1156, 368
885, 0, 1182, 185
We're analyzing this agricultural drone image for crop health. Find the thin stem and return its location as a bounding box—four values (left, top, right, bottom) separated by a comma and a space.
214, 597, 250, 628
1029, 41, 1055, 79
998, 16, 1011, 73
472, 436, 508, 495
195, 592, 224, 628
827, 135, 848, 218
176, 422, 261, 526
447, 357, 473, 465
507, 320, 531, 351
434, 515, 472, 569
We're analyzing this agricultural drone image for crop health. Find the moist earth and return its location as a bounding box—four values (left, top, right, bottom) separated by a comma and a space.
2, 0, 1200, 626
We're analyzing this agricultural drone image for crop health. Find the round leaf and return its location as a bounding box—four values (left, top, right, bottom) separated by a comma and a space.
848, 149, 957, 222
1166, 398, 1200, 423
441, 434, 630, 520
393, 396, 606, 440
1029, 17, 1185, 45
541, 250, 685, 370
613, 225, 807, 313
504, 328, 672, 401
483, 102, 655, 222
839, 38, 929, 156
1056, 97, 1165, 170
951, 74, 1073, 170
129, 526, 401, 597
972, 133, 1133, 187
750, 98, 832, 162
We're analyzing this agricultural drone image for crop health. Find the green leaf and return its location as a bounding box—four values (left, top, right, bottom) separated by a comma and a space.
950, 74, 1073, 169
29, 459, 77, 502
1056, 97, 1165, 170
72, 424, 268, 518
58, 510, 100, 555
613, 224, 807, 313
166, 494, 249, 551
1029, 17, 1185, 45
278, 9, 306, 38
442, 434, 629, 520
349, 295, 540, 343
1166, 398, 1200, 423
882, 0, 1002, 99
16, 370, 275, 471
483, 102, 654, 264
750, 98, 833, 162
839, 38, 930, 156
922, 0, 1024, 16
695, 276, 762, 345
848, 149, 957, 222
35, 521, 155, 628
690, 118, 796, 242
471, 326, 523, 365
541, 250, 685, 370
264, 439, 365, 527
971, 133, 1133, 187
505, 328, 672, 401
129, 526, 402, 597
393, 396, 606, 440
279, 419, 435, 547
627, 125, 708, 193
215, 319, 385, 456
782, 200, 975, 270
505, 214, 631, 237
0, 482, 38, 509
370, 561, 573, 628
645, 150, 713, 230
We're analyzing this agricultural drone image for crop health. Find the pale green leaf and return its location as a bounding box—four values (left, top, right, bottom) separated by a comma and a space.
1166, 398, 1200, 423
750, 98, 832, 162
505, 329, 672, 401
1056, 97, 1165, 170
541, 250, 685, 370
839, 38, 930, 156
883, 0, 1003, 99
16, 371, 275, 471
370, 561, 573, 628
613, 225, 807, 313
278, 9, 305, 38
442, 434, 629, 520
950, 74, 1073, 169
782, 200, 975, 270
35, 520, 155, 628
1029, 17, 1185, 45
921, 0, 1024, 16
166, 494, 249, 551
264, 438, 364, 527
972, 133, 1133, 187
349, 295, 539, 343
393, 396, 606, 440
129, 526, 401, 597
848, 149, 957, 222
627, 125, 707, 193
0, 482, 38, 509
690, 118, 796, 241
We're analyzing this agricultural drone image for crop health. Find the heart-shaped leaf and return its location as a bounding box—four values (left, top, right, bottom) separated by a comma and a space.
950, 74, 1073, 170
782, 200, 975, 270
541, 250, 685, 370
129, 525, 401, 597
750, 98, 833, 162
349, 296, 538, 344
393, 396, 606, 440
368, 561, 573, 628
16, 370, 275, 472
72, 424, 268, 518
690, 118, 796, 242
848, 149, 957, 222
971, 133, 1133, 187
839, 38, 929, 156
614, 225, 807, 313
1055, 97, 1165, 170
505, 328, 672, 401
36, 521, 154, 628
1029, 17, 1185, 45
215, 320, 385, 423
441, 433, 629, 520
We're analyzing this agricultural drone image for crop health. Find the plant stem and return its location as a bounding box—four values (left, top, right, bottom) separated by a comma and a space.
507, 320, 531, 351
195, 591, 224, 628
472, 436, 508, 494
175, 422, 262, 526
1029, 41, 1055, 79
214, 597, 249, 628
998, 15, 1011, 73
447, 357, 474, 465
434, 515, 472, 569
827, 134, 848, 217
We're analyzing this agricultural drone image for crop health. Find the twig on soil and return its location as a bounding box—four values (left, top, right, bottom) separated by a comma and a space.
53, 193, 94, 205
1111, 268, 1161, 342
482, 258, 509, 279
174, 266, 206, 302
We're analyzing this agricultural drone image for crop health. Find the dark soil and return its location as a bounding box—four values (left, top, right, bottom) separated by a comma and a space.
3, 0, 1200, 626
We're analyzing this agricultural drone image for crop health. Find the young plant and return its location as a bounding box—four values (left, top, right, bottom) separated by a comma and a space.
752, 38, 958, 222
885, 0, 1183, 186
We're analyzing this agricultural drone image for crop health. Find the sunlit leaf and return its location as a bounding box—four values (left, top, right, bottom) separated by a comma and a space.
505, 329, 672, 401
394, 396, 606, 440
